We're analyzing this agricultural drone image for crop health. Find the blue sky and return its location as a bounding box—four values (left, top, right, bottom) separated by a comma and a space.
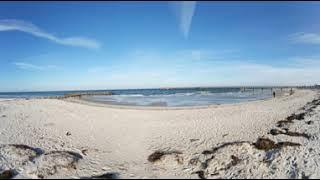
0, 2, 320, 91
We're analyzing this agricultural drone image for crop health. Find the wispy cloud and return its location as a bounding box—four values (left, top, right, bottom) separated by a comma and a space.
170, 1, 197, 39
0, 19, 101, 49
289, 32, 320, 44
13, 62, 58, 71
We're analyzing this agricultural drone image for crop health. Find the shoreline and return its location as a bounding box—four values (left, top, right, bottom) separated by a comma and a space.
63, 88, 300, 110
0, 89, 319, 178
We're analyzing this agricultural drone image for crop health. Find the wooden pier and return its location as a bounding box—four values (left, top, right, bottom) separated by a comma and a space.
63, 91, 113, 98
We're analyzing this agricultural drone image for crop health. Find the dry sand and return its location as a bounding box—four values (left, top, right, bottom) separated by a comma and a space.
0, 89, 320, 179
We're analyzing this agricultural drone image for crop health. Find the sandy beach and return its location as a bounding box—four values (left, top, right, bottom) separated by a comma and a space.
1, 89, 320, 179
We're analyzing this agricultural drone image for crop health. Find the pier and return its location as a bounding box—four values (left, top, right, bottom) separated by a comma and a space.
240, 85, 320, 91
63, 91, 113, 98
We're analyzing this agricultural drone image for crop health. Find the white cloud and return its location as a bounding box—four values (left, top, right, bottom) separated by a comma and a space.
170, 1, 197, 39
290, 32, 320, 44
175, 49, 240, 62
289, 56, 320, 67
13, 62, 58, 71
220, 62, 320, 86
88, 67, 105, 73
0, 19, 101, 49
87, 49, 320, 87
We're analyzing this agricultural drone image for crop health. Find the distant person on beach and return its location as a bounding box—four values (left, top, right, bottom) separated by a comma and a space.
290, 88, 294, 95
273, 91, 276, 98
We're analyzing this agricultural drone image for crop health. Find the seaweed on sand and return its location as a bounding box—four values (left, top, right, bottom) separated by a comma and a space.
269, 129, 311, 139
148, 150, 182, 163
80, 172, 119, 179
201, 141, 249, 155
0, 169, 18, 179
253, 138, 300, 151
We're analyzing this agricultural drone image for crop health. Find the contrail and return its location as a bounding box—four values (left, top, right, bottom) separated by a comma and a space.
170, 1, 197, 39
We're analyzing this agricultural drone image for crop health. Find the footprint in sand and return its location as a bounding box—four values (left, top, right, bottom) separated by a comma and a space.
148, 150, 184, 170
0, 144, 44, 179
0, 144, 43, 167
31, 150, 83, 178
0, 144, 84, 178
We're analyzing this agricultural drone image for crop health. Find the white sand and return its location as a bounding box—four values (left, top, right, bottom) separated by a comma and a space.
0, 89, 320, 178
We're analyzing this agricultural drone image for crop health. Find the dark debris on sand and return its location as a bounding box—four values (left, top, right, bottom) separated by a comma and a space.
192, 170, 206, 179
147, 150, 182, 163
269, 129, 311, 139
277, 97, 320, 128
4, 144, 44, 161
81, 149, 88, 156
187, 98, 320, 178
80, 172, 119, 179
252, 138, 276, 151
200, 155, 214, 169
202, 141, 249, 155
216, 155, 242, 173
0, 169, 18, 179
286, 113, 306, 121
190, 139, 200, 142
306, 121, 314, 125
253, 138, 300, 151
191, 155, 241, 180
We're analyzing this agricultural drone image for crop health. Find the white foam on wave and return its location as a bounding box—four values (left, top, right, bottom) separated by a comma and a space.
109, 94, 145, 97
89, 90, 272, 107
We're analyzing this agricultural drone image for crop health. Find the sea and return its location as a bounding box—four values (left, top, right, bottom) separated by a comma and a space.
0, 87, 273, 107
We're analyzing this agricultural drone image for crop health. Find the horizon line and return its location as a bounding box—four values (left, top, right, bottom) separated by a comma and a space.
1, 84, 319, 93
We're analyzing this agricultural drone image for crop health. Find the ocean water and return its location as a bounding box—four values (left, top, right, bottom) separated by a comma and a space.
0, 87, 273, 107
